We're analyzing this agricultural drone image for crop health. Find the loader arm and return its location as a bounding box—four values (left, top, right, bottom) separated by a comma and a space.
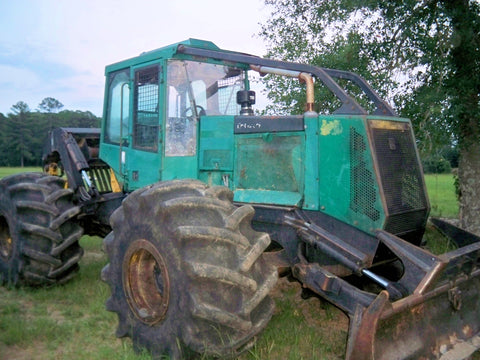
43, 127, 99, 200
42, 127, 125, 236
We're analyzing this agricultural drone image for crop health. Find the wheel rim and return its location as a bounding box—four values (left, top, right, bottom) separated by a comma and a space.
123, 239, 170, 325
0, 215, 13, 260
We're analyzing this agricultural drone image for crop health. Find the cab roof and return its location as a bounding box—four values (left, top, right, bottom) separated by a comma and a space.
105, 38, 222, 74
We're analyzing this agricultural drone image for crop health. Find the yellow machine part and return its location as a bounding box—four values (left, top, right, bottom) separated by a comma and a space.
109, 169, 121, 193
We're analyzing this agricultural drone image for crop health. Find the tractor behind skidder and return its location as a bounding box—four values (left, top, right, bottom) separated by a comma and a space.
1, 39, 479, 359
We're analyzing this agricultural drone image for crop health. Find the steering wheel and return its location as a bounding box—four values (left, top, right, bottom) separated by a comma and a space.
182, 105, 206, 117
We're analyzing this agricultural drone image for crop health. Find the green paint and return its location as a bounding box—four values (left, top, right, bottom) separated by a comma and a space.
318, 115, 385, 234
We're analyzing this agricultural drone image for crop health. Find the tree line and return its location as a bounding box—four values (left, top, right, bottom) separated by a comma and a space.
0, 98, 100, 167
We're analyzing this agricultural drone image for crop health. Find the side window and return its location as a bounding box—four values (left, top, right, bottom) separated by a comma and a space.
105, 69, 129, 144
133, 65, 160, 151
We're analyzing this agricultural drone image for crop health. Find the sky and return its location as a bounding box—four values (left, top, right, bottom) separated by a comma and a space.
0, 0, 270, 116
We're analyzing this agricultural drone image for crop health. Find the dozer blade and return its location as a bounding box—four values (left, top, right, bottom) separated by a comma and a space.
430, 217, 480, 248
346, 237, 480, 360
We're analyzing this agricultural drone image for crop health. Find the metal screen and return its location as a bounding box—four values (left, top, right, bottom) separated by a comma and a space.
218, 75, 242, 115
350, 127, 381, 221
133, 66, 160, 151
369, 120, 429, 236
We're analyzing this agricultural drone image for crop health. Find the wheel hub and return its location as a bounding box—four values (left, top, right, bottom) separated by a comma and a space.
0, 216, 13, 260
123, 239, 170, 325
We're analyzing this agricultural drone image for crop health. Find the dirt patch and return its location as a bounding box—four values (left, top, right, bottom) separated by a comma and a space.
48, 308, 65, 324
272, 275, 348, 325
1, 343, 48, 360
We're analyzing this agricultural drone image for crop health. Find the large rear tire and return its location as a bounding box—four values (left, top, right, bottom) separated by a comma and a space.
0, 173, 84, 286
102, 180, 278, 359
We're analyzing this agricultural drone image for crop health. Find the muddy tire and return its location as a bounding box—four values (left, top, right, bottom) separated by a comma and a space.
101, 180, 277, 359
0, 173, 84, 286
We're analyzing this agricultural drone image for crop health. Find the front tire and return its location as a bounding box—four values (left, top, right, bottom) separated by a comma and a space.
102, 180, 278, 359
0, 173, 84, 286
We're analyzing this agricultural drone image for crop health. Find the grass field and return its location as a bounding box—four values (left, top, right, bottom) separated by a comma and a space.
424, 173, 459, 218
0, 167, 41, 179
0, 236, 346, 360
0, 168, 473, 359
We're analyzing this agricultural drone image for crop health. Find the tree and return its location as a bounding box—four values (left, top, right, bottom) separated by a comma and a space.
10, 101, 30, 115
38, 97, 64, 113
38, 97, 64, 131
8, 101, 34, 167
0, 112, 8, 166
260, 0, 480, 233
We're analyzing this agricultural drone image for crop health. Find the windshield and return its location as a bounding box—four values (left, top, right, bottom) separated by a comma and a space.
167, 60, 244, 116
165, 60, 244, 156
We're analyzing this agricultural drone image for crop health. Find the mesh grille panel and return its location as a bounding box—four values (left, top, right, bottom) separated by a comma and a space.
384, 210, 428, 235
218, 75, 242, 114
370, 123, 427, 215
350, 127, 380, 221
134, 66, 160, 151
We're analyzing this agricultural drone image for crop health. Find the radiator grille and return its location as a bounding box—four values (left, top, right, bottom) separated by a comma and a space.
369, 120, 428, 235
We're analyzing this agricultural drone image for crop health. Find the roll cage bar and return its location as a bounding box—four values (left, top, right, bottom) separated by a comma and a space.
177, 44, 396, 117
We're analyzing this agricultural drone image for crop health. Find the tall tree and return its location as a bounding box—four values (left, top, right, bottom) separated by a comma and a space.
0, 112, 8, 166
38, 97, 65, 131
8, 101, 34, 167
443, 0, 480, 233
10, 101, 30, 115
260, 0, 480, 233
38, 97, 64, 113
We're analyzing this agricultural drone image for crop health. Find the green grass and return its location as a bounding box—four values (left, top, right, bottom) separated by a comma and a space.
0, 167, 42, 179
0, 236, 151, 360
0, 235, 346, 360
249, 283, 346, 360
424, 173, 459, 218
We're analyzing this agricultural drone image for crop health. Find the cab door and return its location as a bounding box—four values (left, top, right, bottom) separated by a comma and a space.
125, 63, 164, 190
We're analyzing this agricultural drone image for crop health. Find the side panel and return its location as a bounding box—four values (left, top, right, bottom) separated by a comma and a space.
318, 115, 385, 235
198, 115, 234, 187
303, 114, 320, 210
99, 143, 124, 182
233, 131, 305, 206
162, 156, 198, 180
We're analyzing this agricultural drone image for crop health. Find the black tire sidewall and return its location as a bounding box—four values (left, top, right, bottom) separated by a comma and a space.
109, 214, 190, 356
0, 173, 83, 286
104, 181, 277, 359
0, 183, 21, 285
